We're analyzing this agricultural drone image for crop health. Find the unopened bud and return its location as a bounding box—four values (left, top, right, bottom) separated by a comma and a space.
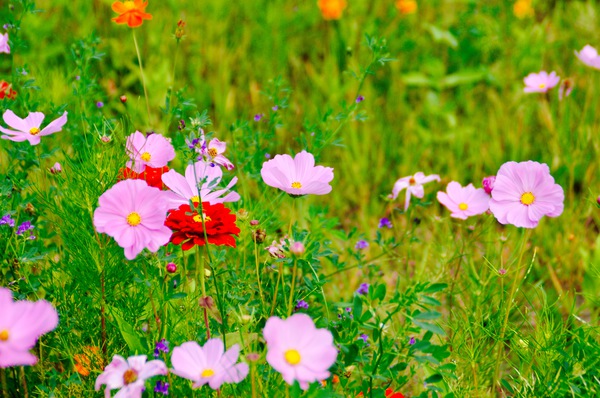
166, 262, 177, 273
253, 229, 266, 243
250, 220, 259, 226
290, 241, 305, 255
100, 135, 111, 143
482, 176, 495, 195
49, 162, 62, 174
237, 209, 249, 220
120, 95, 127, 103
199, 296, 215, 310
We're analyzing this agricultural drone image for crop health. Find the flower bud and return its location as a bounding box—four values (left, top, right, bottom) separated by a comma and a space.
290, 241, 305, 255
120, 95, 127, 103
482, 176, 496, 194
250, 219, 259, 226
49, 162, 62, 174
166, 262, 177, 273
253, 229, 266, 243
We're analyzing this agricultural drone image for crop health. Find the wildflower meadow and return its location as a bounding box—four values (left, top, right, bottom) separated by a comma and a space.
1, 0, 600, 397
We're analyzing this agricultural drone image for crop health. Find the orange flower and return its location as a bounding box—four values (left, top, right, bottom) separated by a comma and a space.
0, 81, 17, 100
396, 0, 417, 14
74, 346, 102, 377
111, 0, 152, 28
317, 0, 347, 20
513, 0, 534, 19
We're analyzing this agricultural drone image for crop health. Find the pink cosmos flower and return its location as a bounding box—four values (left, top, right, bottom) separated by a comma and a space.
0, 110, 68, 145
187, 130, 234, 170
260, 151, 334, 196
388, 172, 440, 211
50, 162, 62, 174
170, 339, 249, 390
489, 161, 564, 228
0, 288, 58, 368
575, 45, 600, 70
95, 355, 167, 398
161, 161, 240, 209
93, 179, 172, 260
0, 32, 9, 54
263, 313, 337, 390
437, 182, 490, 220
523, 71, 560, 93
126, 131, 176, 173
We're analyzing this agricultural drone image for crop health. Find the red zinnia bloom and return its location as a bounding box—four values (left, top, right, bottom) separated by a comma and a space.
165, 202, 240, 250
118, 166, 169, 190
0, 81, 17, 100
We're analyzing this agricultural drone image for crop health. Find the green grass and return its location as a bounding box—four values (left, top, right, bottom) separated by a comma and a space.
1, 0, 600, 396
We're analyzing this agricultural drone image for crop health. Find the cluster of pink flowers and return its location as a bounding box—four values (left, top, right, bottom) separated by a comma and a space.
95, 313, 337, 394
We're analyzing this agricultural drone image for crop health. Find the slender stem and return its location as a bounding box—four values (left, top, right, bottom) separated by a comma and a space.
269, 263, 283, 317
287, 258, 298, 316
19, 367, 28, 398
251, 363, 257, 398
132, 30, 152, 127
165, 40, 180, 133
195, 246, 210, 340
254, 240, 265, 311
100, 267, 107, 360
141, 261, 160, 330
1, 368, 8, 398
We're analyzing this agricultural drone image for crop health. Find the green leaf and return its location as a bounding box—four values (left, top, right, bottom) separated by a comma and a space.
353, 295, 363, 320
425, 373, 444, 384
402, 73, 435, 88
423, 283, 448, 294
109, 307, 146, 354
373, 284, 386, 301
414, 311, 441, 320
439, 70, 487, 88
413, 320, 446, 336
425, 24, 458, 48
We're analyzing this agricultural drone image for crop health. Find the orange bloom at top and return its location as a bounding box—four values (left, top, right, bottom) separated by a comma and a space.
317, 0, 347, 20
396, 0, 418, 15
111, 0, 152, 28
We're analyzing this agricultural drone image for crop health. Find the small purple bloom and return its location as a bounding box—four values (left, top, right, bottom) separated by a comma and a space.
16, 221, 34, 236
153, 338, 170, 358
356, 95, 365, 103
356, 283, 369, 295
499, 268, 507, 275
75, 75, 80, 80
358, 334, 368, 344
378, 217, 392, 229
409, 336, 416, 345
265, 153, 271, 159
0, 214, 15, 228
295, 300, 309, 311
345, 307, 352, 313
178, 119, 186, 131
482, 176, 495, 195
96, 101, 104, 108
154, 380, 169, 395
355, 240, 369, 250
254, 113, 264, 122
272, 105, 279, 111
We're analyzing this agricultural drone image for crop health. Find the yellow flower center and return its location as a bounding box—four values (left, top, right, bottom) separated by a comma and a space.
520, 192, 535, 205
140, 152, 152, 162
191, 195, 200, 203
291, 181, 302, 189
284, 349, 301, 365
122, 369, 138, 385
0, 330, 9, 341
458, 203, 468, 211
193, 213, 211, 223
126, 212, 142, 226
201, 369, 215, 378
207, 148, 218, 158
29, 127, 40, 135
409, 177, 416, 185
123, 1, 136, 10
538, 83, 546, 89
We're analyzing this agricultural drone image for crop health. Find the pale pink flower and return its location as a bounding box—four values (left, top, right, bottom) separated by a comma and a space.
261, 151, 334, 196
263, 313, 337, 390
0, 110, 68, 145
171, 339, 249, 390
0, 32, 9, 54
187, 130, 235, 170
489, 161, 564, 228
50, 162, 62, 174
93, 180, 172, 260
389, 172, 440, 211
575, 45, 600, 70
161, 161, 239, 210
95, 355, 167, 398
523, 71, 560, 93
0, 288, 58, 368
126, 131, 175, 173
266, 238, 286, 258
437, 182, 490, 220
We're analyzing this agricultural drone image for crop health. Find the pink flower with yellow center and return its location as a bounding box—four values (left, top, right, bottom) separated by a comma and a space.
126, 131, 175, 173
95, 355, 166, 398
437, 182, 490, 220
263, 313, 337, 390
0, 288, 58, 368
93, 179, 172, 260
389, 172, 440, 211
523, 71, 560, 93
489, 161, 564, 228
0, 110, 68, 146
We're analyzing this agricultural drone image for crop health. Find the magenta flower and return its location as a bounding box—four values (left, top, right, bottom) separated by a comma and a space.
489, 161, 564, 228
126, 131, 175, 173
523, 71, 560, 93
0, 288, 58, 368
482, 176, 496, 194
93, 180, 172, 260
0, 32, 9, 54
161, 161, 239, 209
575, 45, 600, 70
95, 355, 167, 398
0, 110, 68, 145
389, 172, 440, 211
170, 339, 249, 390
261, 151, 334, 196
263, 313, 337, 390
437, 182, 490, 220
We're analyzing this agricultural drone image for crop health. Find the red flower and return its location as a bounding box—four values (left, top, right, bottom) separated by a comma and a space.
118, 166, 169, 190
111, 0, 152, 28
165, 202, 240, 250
358, 389, 404, 398
0, 81, 17, 100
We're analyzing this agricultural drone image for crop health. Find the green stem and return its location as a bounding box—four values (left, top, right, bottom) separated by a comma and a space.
132, 30, 152, 127
19, 367, 28, 398
165, 40, 180, 133
1, 368, 8, 398
287, 258, 298, 316
254, 239, 265, 311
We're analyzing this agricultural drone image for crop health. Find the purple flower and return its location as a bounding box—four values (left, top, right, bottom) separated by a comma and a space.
265, 153, 271, 159
356, 283, 369, 295
295, 300, 309, 311
0, 214, 15, 227
16, 221, 34, 236
482, 176, 496, 194
378, 217, 392, 228
355, 95, 364, 103
254, 113, 264, 122
409, 336, 416, 345
358, 334, 368, 344
355, 240, 369, 250
154, 339, 169, 358
154, 380, 169, 395
178, 119, 186, 130
272, 105, 279, 111
96, 101, 104, 108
